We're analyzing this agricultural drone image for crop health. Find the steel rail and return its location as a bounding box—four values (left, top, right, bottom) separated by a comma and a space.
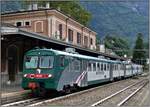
91, 79, 148, 106
117, 80, 148, 106
1, 98, 39, 107
28, 79, 133, 106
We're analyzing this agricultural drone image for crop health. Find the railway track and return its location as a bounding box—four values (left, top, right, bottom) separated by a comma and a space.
28, 78, 148, 106
1, 90, 31, 105
1, 77, 148, 107
1, 98, 42, 107
91, 79, 149, 106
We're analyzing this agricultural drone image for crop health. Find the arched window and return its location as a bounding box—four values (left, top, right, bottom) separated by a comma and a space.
35, 21, 43, 33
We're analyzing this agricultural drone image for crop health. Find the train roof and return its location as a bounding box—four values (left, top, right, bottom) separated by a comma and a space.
28, 48, 123, 64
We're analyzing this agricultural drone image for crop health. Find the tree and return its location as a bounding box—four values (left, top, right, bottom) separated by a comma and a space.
132, 33, 146, 65
144, 42, 149, 58
21, 1, 91, 26
104, 34, 130, 57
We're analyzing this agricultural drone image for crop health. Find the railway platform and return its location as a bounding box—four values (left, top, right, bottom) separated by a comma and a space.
1, 83, 31, 105
1, 78, 30, 100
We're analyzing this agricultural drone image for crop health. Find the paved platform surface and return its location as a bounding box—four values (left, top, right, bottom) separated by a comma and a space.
1, 73, 22, 93
1, 82, 22, 93
1, 90, 31, 98
1, 81, 30, 98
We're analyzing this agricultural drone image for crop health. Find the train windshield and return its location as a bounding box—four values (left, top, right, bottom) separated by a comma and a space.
25, 56, 38, 69
25, 56, 54, 69
39, 56, 54, 68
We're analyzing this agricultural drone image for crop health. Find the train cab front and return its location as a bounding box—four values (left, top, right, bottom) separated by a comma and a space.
22, 54, 56, 96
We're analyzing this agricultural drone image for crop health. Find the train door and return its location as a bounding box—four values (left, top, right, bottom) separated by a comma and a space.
87, 61, 105, 83
104, 63, 109, 79
123, 64, 126, 77
131, 65, 133, 76
119, 64, 124, 77
137, 66, 139, 75
80, 60, 88, 87
124, 64, 127, 77
109, 63, 113, 81
126, 64, 132, 77
113, 64, 119, 78
7, 45, 18, 82
106, 63, 110, 79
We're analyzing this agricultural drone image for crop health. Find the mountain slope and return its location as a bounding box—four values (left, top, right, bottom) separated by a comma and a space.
81, 1, 149, 45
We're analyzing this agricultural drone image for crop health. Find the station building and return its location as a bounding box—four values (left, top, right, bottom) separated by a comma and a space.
2, 8, 97, 50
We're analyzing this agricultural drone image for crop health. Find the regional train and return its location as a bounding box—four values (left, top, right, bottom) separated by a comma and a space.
22, 48, 143, 96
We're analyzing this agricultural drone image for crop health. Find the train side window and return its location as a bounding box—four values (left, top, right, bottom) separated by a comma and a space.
93, 63, 96, 71
60, 56, 64, 67
69, 59, 73, 72
119, 64, 121, 70
104, 63, 106, 71
74, 59, 80, 72
116, 65, 118, 70
101, 63, 103, 71
113, 64, 116, 70
99, 63, 101, 71
97, 63, 100, 71
120, 64, 122, 70
96, 63, 98, 71
115, 65, 117, 70
113, 64, 114, 70
114, 64, 116, 70
91, 63, 93, 71
118, 64, 120, 70
107, 64, 109, 70
120, 64, 121, 70
82, 60, 87, 71
121, 64, 123, 70
103, 63, 105, 71
88, 62, 92, 71
121, 64, 122, 70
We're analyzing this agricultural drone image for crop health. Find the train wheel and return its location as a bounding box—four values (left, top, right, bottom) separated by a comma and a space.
31, 89, 39, 97
37, 87, 47, 97
72, 84, 79, 92
63, 85, 71, 94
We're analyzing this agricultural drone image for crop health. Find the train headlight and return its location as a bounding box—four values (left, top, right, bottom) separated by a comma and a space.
23, 74, 27, 77
36, 69, 41, 74
48, 74, 52, 78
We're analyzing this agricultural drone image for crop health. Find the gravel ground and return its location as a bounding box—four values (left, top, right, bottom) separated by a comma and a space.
40, 76, 146, 106
98, 79, 148, 106
123, 78, 150, 106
